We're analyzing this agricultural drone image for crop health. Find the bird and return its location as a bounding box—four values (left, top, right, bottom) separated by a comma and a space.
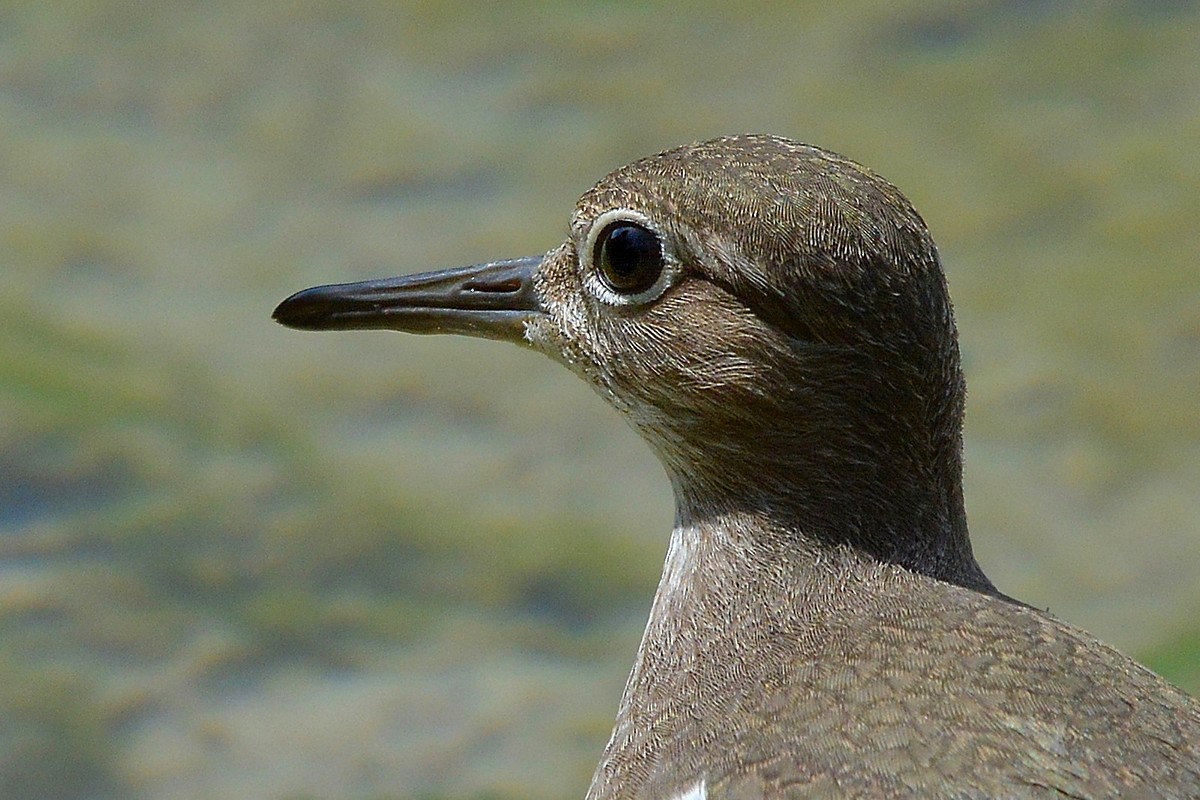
273, 134, 1200, 798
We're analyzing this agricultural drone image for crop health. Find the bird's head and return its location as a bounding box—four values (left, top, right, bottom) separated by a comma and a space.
275, 134, 988, 589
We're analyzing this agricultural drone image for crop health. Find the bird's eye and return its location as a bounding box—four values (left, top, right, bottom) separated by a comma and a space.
593, 222, 665, 295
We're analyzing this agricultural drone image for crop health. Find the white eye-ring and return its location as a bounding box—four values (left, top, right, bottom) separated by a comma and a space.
581, 209, 680, 307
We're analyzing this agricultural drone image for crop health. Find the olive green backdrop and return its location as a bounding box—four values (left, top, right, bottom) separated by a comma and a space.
1, 2, 1197, 798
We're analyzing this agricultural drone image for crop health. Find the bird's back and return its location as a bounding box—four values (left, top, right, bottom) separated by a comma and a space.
589, 545, 1200, 799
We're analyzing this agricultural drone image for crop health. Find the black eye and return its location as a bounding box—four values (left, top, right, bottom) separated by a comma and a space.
593, 222, 665, 295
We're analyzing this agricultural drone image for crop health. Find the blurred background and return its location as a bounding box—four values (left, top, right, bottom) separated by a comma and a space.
2, 2, 1198, 798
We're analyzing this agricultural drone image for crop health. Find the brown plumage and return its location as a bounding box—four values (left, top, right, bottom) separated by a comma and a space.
274, 135, 1200, 798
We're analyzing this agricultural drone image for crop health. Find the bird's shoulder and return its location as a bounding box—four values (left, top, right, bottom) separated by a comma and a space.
621, 560, 1200, 799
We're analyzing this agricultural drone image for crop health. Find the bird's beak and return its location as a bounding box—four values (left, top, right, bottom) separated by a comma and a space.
272, 256, 545, 344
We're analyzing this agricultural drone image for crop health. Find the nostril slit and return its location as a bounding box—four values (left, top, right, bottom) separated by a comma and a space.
465, 277, 521, 293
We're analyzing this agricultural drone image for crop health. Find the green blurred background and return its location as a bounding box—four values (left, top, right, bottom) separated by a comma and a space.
1, 2, 1198, 798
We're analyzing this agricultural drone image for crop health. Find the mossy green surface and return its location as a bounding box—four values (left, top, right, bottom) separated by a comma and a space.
0, 656, 124, 800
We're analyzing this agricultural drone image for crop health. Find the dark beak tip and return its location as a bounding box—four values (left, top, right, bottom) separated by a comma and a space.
272, 291, 325, 330
271, 296, 299, 327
